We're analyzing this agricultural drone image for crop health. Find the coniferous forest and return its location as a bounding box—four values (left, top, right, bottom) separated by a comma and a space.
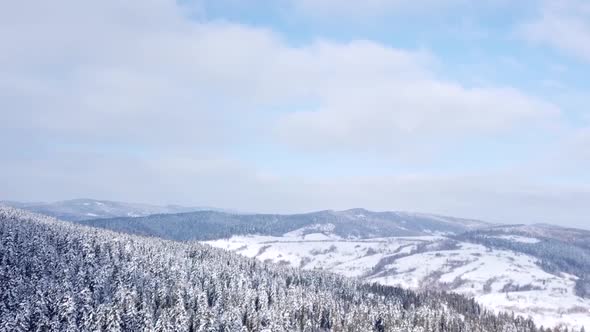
0, 207, 571, 332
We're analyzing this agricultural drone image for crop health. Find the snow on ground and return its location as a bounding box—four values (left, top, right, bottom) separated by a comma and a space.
283, 223, 337, 238
491, 235, 541, 244
205, 233, 431, 278
478, 288, 590, 329
204, 231, 590, 330
370, 241, 590, 329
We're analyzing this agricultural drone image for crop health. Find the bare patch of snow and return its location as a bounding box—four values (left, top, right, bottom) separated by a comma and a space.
492, 235, 541, 244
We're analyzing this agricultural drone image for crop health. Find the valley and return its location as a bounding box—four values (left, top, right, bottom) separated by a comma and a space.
205, 226, 590, 330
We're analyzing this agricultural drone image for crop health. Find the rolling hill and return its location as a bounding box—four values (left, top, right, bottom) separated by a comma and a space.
76, 208, 492, 241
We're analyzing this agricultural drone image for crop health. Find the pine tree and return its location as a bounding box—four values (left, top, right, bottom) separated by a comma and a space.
105, 305, 123, 332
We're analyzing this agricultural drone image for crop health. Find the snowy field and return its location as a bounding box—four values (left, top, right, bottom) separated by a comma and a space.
204, 227, 590, 330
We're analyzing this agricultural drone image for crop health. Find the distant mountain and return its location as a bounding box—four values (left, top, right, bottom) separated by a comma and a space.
481, 223, 590, 250
75, 208, 493, 241
0, 198, 223, 221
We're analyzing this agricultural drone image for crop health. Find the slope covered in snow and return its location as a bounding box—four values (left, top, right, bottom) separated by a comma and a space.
205, 228, 590, 330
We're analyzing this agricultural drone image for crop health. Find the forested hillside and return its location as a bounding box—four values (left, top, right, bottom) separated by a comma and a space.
0, 207, 548, 332
77, 208, 490, 241
455, 227, 590, 299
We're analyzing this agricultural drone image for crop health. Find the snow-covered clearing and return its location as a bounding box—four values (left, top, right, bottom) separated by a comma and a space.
205, 230, 590, 330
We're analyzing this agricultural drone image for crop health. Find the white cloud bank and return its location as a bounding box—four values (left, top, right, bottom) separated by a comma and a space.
0, 0, 560, 153
522, 0, 590, 62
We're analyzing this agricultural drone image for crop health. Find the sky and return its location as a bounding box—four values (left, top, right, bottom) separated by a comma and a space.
1, 0, 589, 228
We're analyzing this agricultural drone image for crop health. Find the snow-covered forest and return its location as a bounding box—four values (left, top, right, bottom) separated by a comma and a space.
67, 207, 590, 329
0, 206, 562, 332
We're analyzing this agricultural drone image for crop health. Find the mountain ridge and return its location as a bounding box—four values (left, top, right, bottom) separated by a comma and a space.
74, 208, 494, 241
0, 198, 232, 221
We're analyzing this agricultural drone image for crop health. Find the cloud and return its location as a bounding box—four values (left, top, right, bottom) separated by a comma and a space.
275, 78, 559, 155
556, 127, 590, 170
289, 0, 458, 17
1, 2, 284, 147
521, 0, 590, 62
279, 0, 524, 21
1, 0, 559, 157
283, 0, 494, 18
